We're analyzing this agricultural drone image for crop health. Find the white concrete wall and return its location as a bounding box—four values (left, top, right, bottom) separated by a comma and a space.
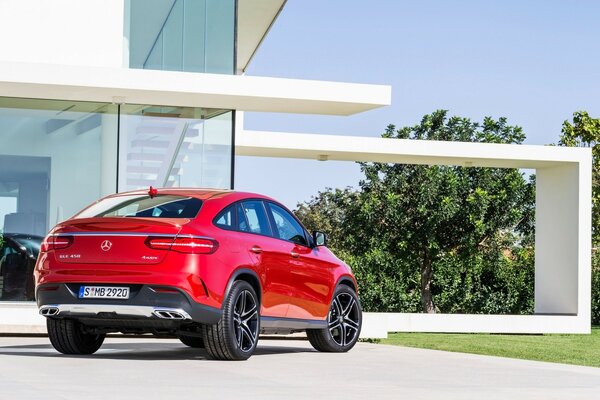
359, 313, 591, 339
0, 303, 46, 334
535, 165, 580, 315
238, 129, 593, 335
0, 308, 590, 338
0, 0, 125, 67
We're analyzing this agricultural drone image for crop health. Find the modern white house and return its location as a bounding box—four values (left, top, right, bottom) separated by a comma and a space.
0, 0, 592, 337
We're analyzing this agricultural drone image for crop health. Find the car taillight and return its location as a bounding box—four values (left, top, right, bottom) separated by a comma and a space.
41, 235, 73, 252
145, 236, 218, 254
144, 237, 174, 251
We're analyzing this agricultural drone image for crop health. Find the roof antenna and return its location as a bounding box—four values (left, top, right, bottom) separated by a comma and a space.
148, 186, 158, 198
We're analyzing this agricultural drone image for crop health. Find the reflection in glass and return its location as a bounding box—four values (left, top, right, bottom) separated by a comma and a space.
128, 0, 235, 74
119, 105, 232, 192
0, 97, 118, 301
0, 98, 234, 302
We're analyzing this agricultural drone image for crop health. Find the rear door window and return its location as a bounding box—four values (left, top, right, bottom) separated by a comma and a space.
238, 201, 273, 237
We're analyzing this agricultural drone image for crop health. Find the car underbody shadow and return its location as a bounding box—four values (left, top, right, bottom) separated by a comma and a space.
0, 338, 316, 361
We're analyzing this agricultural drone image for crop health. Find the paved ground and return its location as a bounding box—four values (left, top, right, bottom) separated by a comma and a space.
1, 336, 599, 399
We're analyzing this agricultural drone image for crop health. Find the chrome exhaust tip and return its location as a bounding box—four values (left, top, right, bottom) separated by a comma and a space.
152, 309, 191, 320
39, 306, 60, 317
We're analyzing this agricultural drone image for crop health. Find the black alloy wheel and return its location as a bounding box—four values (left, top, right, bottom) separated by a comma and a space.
232, 288, 259, 352
202, 280, 260, 360
307, 285, 362, 352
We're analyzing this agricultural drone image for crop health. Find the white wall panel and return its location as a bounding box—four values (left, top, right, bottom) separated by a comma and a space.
0, 0, 125, 67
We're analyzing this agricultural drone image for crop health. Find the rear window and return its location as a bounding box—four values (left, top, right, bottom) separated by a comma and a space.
74, 195, 202, 219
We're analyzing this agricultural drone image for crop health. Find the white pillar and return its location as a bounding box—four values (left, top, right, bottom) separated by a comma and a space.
100, 113, 119, 196
535, 161, 591, 327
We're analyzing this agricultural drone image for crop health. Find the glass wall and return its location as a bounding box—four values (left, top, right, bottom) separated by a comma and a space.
0, 98, 118, 301
119, 105, 232, 191
127, 0, 236, 74
0, 97, 233, 301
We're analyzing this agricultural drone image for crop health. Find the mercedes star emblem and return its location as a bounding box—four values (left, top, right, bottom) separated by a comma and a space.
100, 240, 113, 252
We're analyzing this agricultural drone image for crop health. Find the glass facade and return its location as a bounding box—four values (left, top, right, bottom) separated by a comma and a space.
119, 105, 233, 191
0, 98, 118, 301
128, 0, 236, 74
0, 97, 233, 301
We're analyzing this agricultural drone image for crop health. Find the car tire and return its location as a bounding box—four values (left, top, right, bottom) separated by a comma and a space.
47, 318, 105, 355
307, 284, 362, 352
178, 334, 205, 348
202, 280, 260, 360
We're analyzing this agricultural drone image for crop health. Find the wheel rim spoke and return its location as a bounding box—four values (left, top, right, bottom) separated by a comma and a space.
328, 318, 340, 328
236, 326, 243, 347
243, 310, 258, 323
344, 317, 360, 330
332, 297, 342, 316
239, 291, 247, 315
342, 298, 355, 317
240, 323, 255, 346
242, 304, 257, 319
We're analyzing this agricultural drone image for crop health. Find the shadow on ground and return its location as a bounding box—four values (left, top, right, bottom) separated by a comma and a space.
0, 340, 314, 361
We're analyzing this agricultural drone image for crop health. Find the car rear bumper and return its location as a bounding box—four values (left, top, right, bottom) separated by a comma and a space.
36, 283, 222, 325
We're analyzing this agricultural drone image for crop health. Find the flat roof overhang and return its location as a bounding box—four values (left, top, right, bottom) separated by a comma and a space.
236, 129, 586, 168
0, 62, 390, 115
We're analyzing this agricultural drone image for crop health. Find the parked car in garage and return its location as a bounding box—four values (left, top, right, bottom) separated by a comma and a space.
35, 188, 362, 360
0, 233, 42, 301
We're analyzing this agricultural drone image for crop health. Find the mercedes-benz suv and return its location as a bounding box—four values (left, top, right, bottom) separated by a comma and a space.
35, 188, 362, 360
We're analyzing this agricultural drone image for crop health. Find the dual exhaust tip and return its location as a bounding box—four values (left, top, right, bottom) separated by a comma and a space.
152, 309, 189, 320
40, 306, 59, 316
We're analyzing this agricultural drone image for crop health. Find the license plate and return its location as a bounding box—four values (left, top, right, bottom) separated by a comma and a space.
78, 286, 130, 299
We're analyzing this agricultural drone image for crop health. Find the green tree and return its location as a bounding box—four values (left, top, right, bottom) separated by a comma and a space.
559, 111, 600, 243
559, 111, 600, 324
297, 110, 535, 314
295, 187, 359, 252
355, 111, 533, 313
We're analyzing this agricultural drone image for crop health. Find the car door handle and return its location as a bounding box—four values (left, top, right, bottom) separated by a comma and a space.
290, 251, 299, 258
250, 246, 262, 254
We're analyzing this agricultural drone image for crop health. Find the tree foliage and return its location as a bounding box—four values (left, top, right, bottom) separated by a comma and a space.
559, 111, 600, 325
559, 111, 600, 243
297, 110, 535, 314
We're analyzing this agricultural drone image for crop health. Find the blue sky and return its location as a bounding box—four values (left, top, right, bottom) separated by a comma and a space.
235, 0, 600, 209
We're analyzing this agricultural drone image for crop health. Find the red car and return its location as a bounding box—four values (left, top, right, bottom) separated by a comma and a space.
35, 188, 362, 360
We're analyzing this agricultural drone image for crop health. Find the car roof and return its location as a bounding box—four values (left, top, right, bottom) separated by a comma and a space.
111, 188, 275, 202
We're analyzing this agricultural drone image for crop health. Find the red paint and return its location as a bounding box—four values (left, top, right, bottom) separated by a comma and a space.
34, 189, 357, 321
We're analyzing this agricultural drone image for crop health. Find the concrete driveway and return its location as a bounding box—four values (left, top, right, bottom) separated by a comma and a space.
1, 336, 599, 399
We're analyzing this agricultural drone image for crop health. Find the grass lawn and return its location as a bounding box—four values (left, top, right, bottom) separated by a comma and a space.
381, 327, 600, 368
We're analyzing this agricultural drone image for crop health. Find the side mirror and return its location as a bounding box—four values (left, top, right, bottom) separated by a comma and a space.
312, 231, 327, 247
